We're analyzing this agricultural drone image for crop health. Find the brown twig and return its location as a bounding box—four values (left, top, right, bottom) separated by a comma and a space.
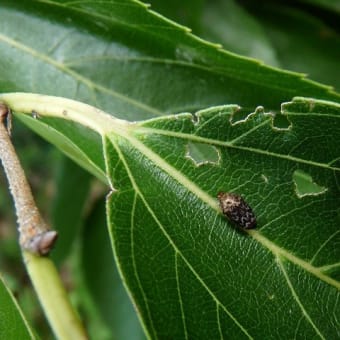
0, 103, 57, 255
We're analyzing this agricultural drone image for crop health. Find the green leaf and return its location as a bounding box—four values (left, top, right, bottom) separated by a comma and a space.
14, 111, 107, 183
0, 275, 36, 340
105, 97, 340, 338
2, 93, 338, 338
51, 156, 92, 265
200, 0, 280, 66
81, 198, 145, 340
0, 0, 338, 123
146, 0, 205, 34
0, 0, 339, 337
243, 4, 340, 90
298, 0, 340, 13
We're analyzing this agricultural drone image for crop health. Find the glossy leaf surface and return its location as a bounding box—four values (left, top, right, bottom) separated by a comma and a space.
0, 0, 338, 123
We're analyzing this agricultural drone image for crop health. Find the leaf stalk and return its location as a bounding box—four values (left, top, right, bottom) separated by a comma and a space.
0, 103, 87, 339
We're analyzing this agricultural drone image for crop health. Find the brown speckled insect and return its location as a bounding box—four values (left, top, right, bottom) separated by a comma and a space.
217, 192, 256, 229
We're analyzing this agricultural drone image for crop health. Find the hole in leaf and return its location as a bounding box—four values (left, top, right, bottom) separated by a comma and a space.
293, 170, 327, 198
186, 142, 219, 165
229, 106, 264, 125
272, 112, 291, 130
229, 107, 249, 124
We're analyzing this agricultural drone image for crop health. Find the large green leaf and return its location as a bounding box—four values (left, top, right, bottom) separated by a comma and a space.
1, 93, 339, 338
0, 275, 36, 340
0, 0, 338, 123
106, 97, 340, 339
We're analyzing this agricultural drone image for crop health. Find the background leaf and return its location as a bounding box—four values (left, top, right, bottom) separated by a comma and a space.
0, 0, 338, 123
151, 0, 280, 67
81, 198, 145, 340
298, 0, 340, 13
50, 156, 92, 265
242, 3, 340, 90
0, 275, 36, 340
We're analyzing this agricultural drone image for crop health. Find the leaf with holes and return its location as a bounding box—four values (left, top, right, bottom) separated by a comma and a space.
2, 93, 339, 339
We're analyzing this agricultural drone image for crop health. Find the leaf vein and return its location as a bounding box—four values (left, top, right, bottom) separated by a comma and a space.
310, 230, 340, 265
277, 257, 326, 339
130, 189, 157, 338
175, 253, 188, 340
216, 304, 224, 340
